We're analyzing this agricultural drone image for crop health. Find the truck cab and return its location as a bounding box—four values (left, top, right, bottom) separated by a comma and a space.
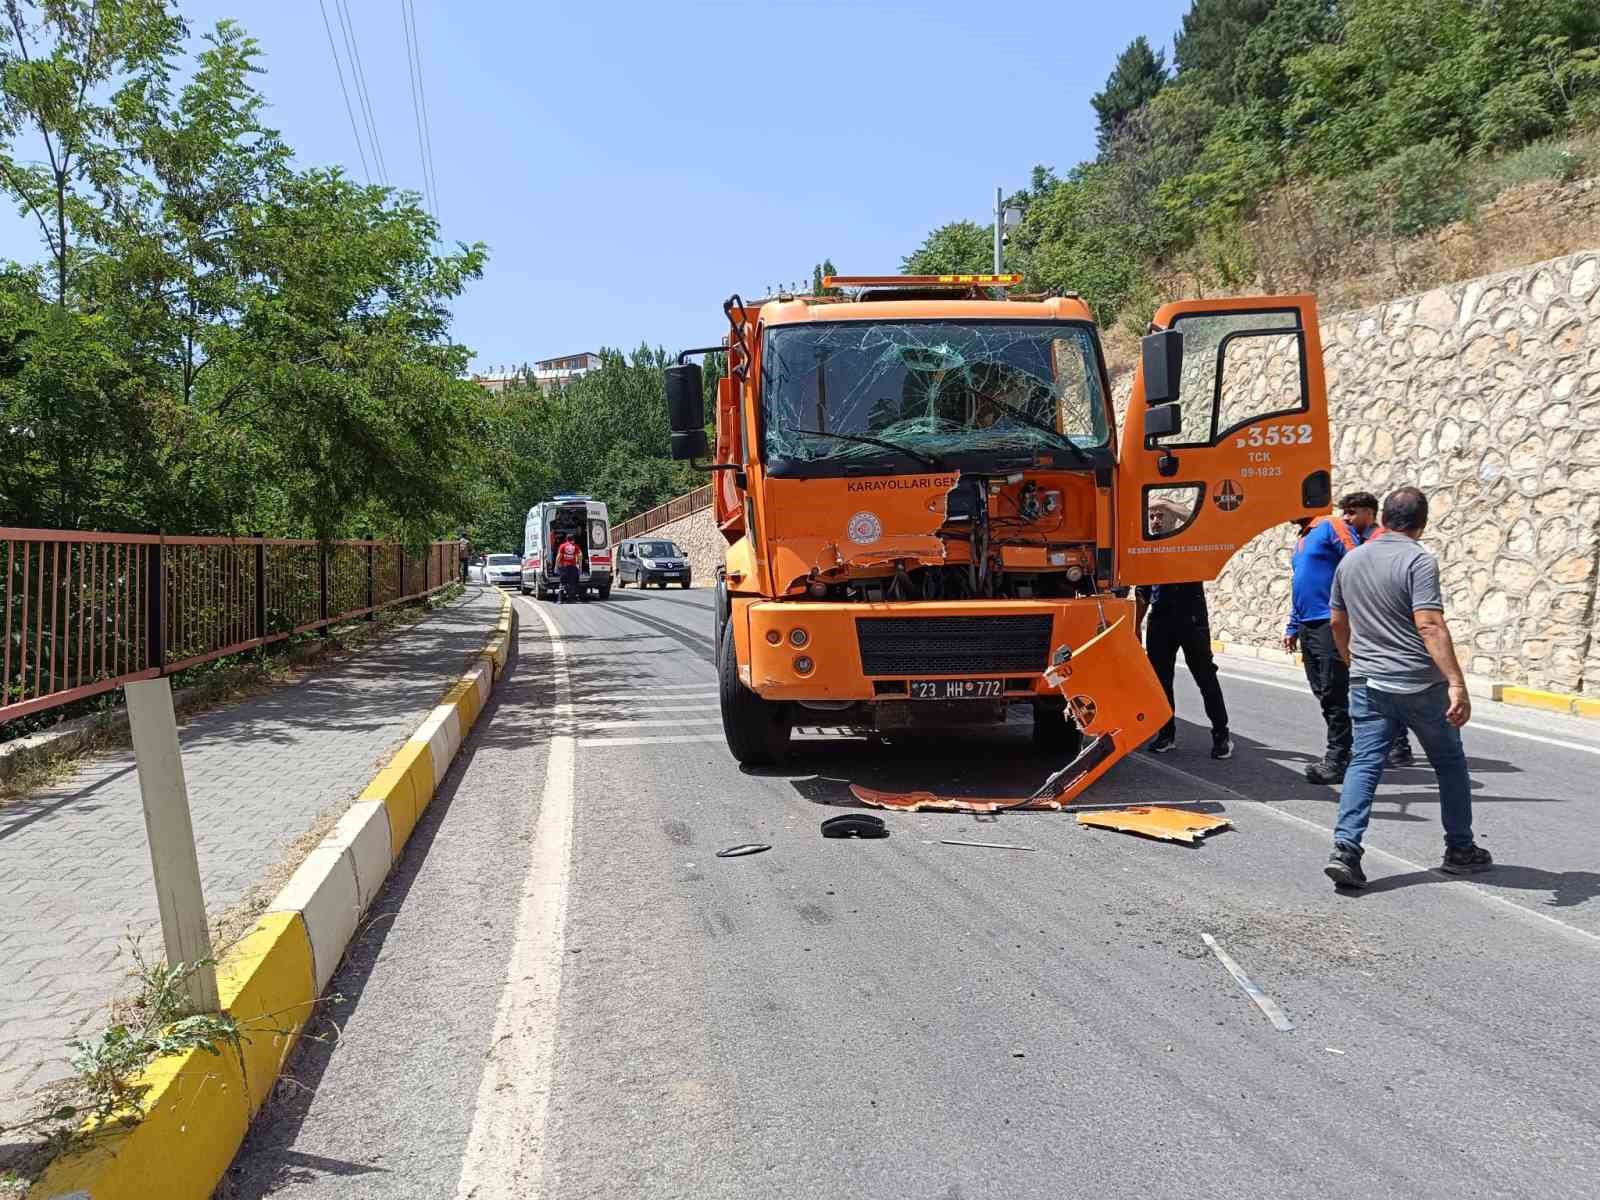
521, 495, 614, 600
666, 275, 1330, 767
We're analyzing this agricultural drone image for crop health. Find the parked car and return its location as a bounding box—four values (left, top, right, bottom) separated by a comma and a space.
617, 538, 692, 588
481, 553, 522, 587
467, 555, 488, 583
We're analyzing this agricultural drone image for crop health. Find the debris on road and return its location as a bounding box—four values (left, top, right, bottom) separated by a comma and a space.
821, 813, 888, 839
1075, 807, 1231, 844
716, 843, 772, 858
1201, 932, 1294, 1033
937, 839, 1036, 852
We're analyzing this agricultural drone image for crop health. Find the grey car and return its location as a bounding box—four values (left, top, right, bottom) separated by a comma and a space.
617, 539, 692, 588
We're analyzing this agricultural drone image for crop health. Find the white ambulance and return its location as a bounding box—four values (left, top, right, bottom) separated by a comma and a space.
521, 495, 613, 600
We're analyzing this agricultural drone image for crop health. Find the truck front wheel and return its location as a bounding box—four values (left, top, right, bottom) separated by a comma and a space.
719, 621, 791, 766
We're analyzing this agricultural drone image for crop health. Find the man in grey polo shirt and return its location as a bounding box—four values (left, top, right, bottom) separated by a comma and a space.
1323, 486, 1492, 888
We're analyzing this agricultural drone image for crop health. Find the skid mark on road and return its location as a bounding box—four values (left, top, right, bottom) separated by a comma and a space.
1141, 754, 1600, 950
454, 598, 576, 1200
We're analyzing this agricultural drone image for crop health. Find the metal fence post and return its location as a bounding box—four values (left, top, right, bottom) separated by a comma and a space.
365, 534, 375, 620
398, 544, 405, 600
125, 676, 219, 1010
318, 544, 330, 637
253, 533, 266, 641
146, 540, 164, 674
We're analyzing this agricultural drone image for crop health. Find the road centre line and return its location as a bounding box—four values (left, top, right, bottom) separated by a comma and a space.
1214, 670, 1600, 757
1139, 754, 1600, 950
620, 703, 722, 713
454, 599, 576, 1199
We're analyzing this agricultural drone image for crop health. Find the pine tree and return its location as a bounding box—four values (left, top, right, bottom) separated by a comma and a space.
1091, 37, 1169, 150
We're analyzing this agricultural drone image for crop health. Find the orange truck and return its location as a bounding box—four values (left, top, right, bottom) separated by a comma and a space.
665, 275, 1331, 808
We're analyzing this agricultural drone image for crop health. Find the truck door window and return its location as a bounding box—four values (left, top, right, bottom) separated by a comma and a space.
1143, 485, 1203, 539
1153, 310, 1303, 448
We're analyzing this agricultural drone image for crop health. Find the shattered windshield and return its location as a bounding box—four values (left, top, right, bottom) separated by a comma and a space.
762, 321, 1108, 473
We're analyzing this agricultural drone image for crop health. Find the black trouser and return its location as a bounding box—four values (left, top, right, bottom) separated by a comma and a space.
559, 564, 580, 602
1146, 613, 1229, 738
459, 559, 469, 584
1300, 619, 1352, 764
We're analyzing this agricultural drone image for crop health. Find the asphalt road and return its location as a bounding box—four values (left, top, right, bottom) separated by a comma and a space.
225, 585, 1600, 1200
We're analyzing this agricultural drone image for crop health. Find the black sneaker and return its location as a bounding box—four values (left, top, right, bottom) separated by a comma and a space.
1387, 741, 1415, 767
1210, 731, 1233, 760
1149, 730, 1176, 754
1324, 844, 1367, 889
1305, 758, 1347, 785
1441, 843, 1493, 874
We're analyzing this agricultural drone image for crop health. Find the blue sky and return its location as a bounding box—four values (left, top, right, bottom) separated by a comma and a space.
0, 1, 1194, 372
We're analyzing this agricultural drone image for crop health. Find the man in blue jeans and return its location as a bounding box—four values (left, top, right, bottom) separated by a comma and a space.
1323, 486, 1492, 888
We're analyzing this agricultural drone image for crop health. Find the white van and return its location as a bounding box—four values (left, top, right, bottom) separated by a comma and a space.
522, 495, 613, 600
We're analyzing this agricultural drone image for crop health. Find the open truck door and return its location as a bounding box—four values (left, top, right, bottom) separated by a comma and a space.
1116, 296, 1330, 586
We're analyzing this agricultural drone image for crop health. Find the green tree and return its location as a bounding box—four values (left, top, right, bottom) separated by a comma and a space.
902, 220, 992, 274
1091, 36, 1168, 150
1173, 0, 1274, 102
811, 258, 837, 294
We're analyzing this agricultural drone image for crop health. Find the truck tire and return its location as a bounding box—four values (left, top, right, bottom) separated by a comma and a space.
597, 583, 612, 600
712, 578, 729, 665
719, 621, 790, 766
1032, 699, 1084, 757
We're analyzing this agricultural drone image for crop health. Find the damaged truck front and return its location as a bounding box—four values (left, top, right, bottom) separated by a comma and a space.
665, 274, 1331, 805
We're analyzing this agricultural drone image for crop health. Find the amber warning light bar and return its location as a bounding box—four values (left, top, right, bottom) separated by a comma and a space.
822, 273, 1024, 288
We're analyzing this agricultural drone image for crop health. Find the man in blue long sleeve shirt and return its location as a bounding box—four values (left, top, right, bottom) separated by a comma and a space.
1289, 491, 1410, 783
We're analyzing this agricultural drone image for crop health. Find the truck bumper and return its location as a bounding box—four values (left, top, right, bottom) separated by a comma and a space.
733, 596, 1136, 703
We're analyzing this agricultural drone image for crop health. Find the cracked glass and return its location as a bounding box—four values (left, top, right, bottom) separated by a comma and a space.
761, 321, 1108, 472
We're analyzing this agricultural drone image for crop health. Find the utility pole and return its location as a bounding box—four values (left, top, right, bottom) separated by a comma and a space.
993, 185, 1003, 275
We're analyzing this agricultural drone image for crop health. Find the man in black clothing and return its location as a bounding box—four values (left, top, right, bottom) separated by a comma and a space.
1138, 579, 1233, 759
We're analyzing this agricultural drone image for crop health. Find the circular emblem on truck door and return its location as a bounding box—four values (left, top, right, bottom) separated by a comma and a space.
1213, 480, 1244, 512
846, 511, 882, 545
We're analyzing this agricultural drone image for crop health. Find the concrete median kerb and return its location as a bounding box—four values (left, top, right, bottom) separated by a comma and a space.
27, 591, 518, 1200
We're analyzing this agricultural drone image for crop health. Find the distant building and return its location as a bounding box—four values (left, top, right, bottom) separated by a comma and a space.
532, 352, 600, 389
469, 352, 600, 395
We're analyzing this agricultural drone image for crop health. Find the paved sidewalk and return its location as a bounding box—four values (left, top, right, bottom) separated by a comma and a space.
0, 586, 504, 1125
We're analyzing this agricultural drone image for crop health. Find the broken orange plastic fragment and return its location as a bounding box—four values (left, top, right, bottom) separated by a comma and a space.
849, 614, 1172, 813
1075, 807, 1231, 844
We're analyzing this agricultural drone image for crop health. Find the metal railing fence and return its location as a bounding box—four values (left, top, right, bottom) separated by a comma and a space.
1, 530, 455, 724
609, 485, 713, 542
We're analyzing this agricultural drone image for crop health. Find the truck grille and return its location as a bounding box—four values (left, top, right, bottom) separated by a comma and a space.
855, 615, 1053, 676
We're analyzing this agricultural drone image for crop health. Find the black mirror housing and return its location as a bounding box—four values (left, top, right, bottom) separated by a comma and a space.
1141, 328, 1183, 405
670, 429, 709, 461
665, 363, 705, 436
1144, 402, 1181, 440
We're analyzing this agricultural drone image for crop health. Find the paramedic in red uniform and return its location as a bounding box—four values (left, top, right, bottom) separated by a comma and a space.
556, 533, 584, 603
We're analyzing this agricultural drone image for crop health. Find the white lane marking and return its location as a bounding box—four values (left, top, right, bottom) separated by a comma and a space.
624, 686, 717, 695
455, 599, 575, 1200
1213, 670, 1600, 757
578, 733, 726, 747
1139, 754, 1600, 950
618, 703, 721, 713
586, 718, 724, 730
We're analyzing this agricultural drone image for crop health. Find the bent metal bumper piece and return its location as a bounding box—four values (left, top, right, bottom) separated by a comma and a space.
849, 615, 1174, 813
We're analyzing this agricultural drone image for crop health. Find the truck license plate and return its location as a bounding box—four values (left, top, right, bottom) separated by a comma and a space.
910, 678, 1003, 700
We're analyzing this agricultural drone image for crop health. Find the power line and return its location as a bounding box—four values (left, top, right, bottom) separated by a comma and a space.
405, 0, 442, 227
334, 0, 388, 185
400, 0, 433, 217
317, 0, 371, 184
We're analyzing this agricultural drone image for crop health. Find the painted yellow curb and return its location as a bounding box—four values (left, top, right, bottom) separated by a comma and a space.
1575, 697, 1600, 720
217, 911, 316, 1114
29, 1039, 250, 1200
29, 913, 313, 1200
1496, 684, 1591, 717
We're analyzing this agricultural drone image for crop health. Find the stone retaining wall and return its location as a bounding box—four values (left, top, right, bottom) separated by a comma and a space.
1206, 249, 1600, 696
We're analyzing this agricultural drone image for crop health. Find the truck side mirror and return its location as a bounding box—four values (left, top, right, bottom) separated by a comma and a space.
665, 363, 708, 461
1141, 328, 1183, 406
1144, 403, 1181, 440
